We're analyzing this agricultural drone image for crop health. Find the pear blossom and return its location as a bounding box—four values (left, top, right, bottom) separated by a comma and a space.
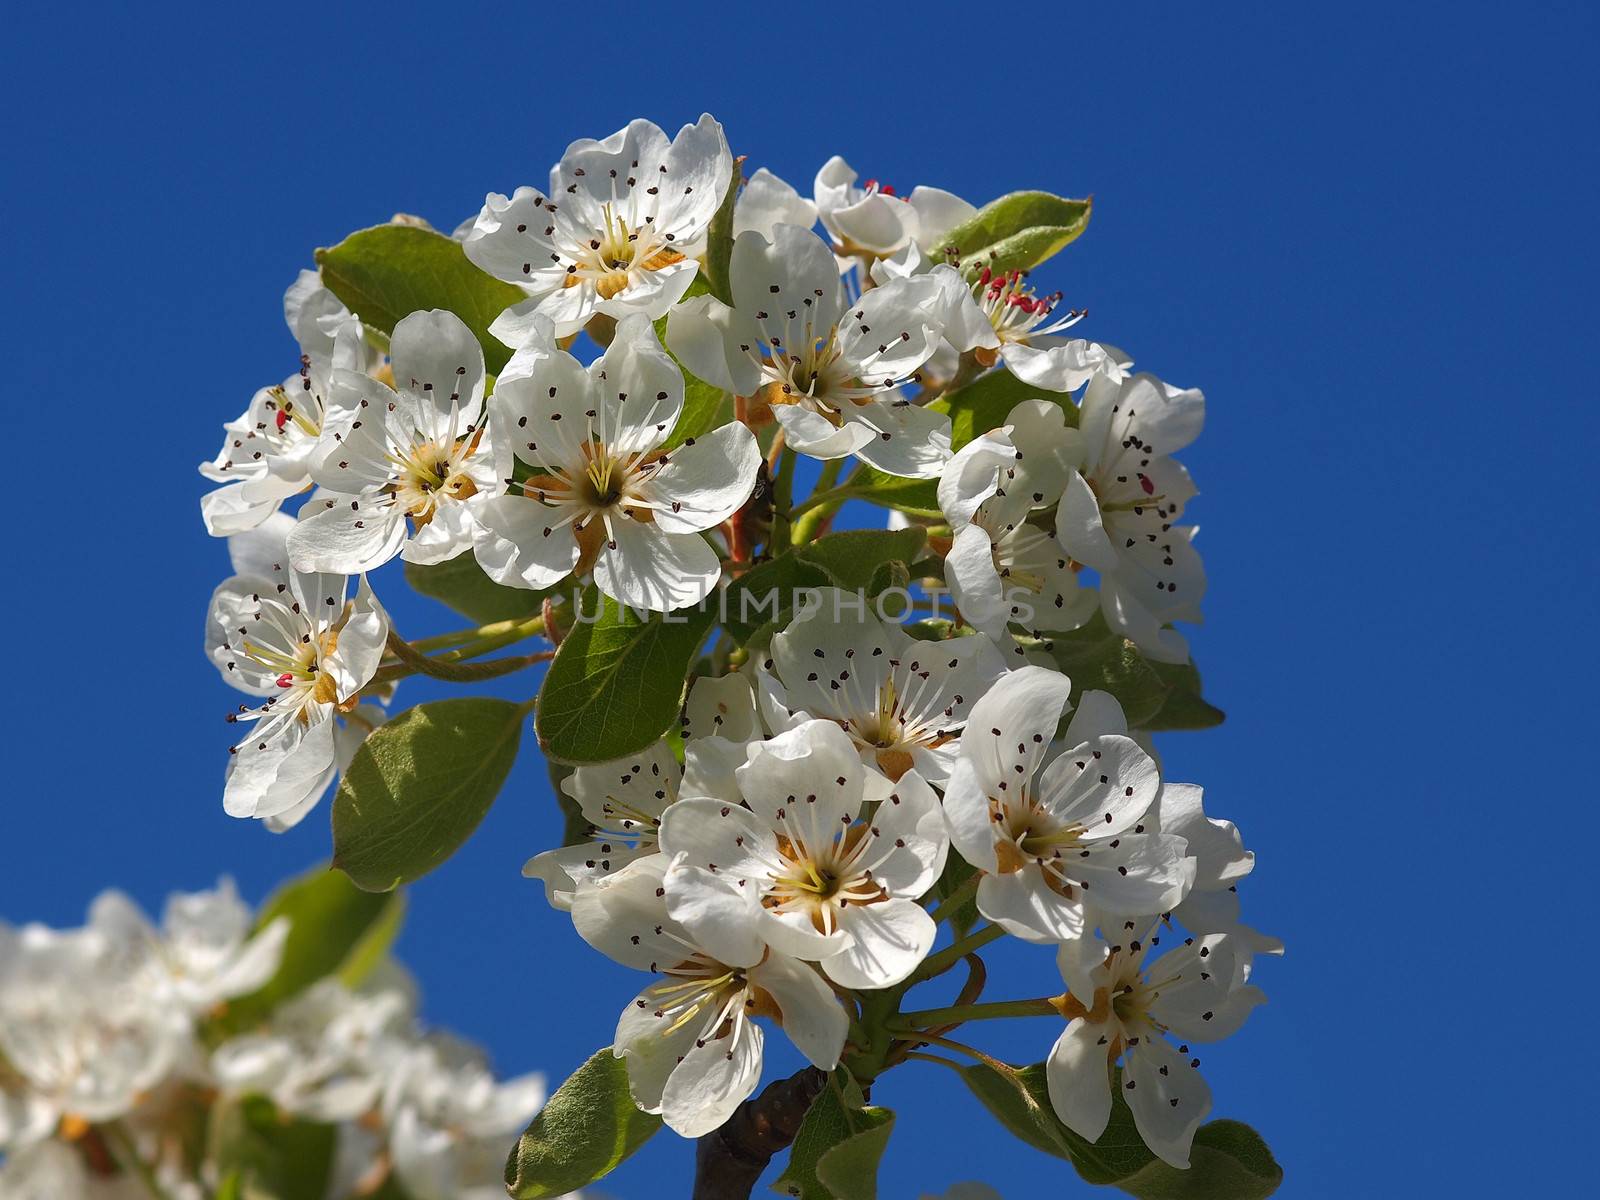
523, 735, 748, 910
658, 720, 949, 988
464, 115, 732, 343
814, 157, 976, 257
85, 879, 288, 1016
570, 856, 848, 1138
1046, 923, 1265, 1168
942, 666, 1194, 943
472, 313, 758, 612
199, 271, 376, 536
679, 670, 762, 744
761, 588, 1005, 784
1055, 371, 1206, 664
211, 973, 416, 1122
380, 1035, 550, 1200
873, 245, 1129, 392
666, 223, 951, 476
0, 921, 187, 1135
287, 309, 493, 573
207, 515, 389, 823
937, 407, 1097, 640
733, 167, 818, 240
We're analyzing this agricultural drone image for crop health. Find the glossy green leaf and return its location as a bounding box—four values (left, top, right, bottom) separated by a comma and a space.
774, 1083, 894, 1200
938, 191, 1092, 274
536, 589, 716, 764
332, 698, 528, 890
404, 552, 547, 624
505, 1048, 662, 1198
795, 527, 927, 590
959, 1061, 1280, 1198
208, 1096, 337, 1200
208, 865, 403, 1038
315, 224, 526, 374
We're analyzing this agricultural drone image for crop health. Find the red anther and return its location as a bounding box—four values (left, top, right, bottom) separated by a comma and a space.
275, 672, 295, 688
977, 267, 993, 286
275, 409, 290, 431
1138, 473, 1156, 496
863, 178, 878, 190
880, 184, 896, 195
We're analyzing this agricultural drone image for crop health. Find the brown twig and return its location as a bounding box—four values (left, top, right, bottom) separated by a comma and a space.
692, 1066, 825, 1199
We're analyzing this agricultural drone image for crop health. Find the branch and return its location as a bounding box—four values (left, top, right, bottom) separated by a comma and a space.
692, 1066, 825, 1200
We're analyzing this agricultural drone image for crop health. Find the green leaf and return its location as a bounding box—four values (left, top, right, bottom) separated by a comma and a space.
505, 1048, 661, 1198
844, 371, 1076, 513
208, 865, 403, 1038
927, 853, 980, 937
815, 1107, 895, 1200
959, 1062, 1280, 1198
332, 698, 528, 891
536, 589, 716, 764
938, 191, 1093, 274
795, 527, 927, 590
774, 1082, 894, 1200
702, 156, 743, 306
404, 552, 547, 624
315, 224, 525, 374
663, 369, 734, 452
208, 1096, 337, 1200
1028, 613, 1223, 731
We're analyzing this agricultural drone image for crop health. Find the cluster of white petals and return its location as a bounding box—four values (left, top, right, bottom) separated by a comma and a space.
0, 882, 565, 1200
189, 112, 1276, 1185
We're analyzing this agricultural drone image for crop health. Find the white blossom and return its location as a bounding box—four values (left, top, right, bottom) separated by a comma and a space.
465, 115, 732, 343
85, 879, 288, 1016
658, 720, 948, 988
814, 157, 976, 257
1055, 371, 1206, 663
733, 167, 818, 240
942, 667, 1194, 943
380, 1035, 550, 1200
207, 516, 389, 823
760, 588, 1005, 784
1046, 923, 1265, 1168
198, 271, 377, 537
938, 408, 1097, 640
472, 312, 758, 612
571, 857, 848, 1139
666, 223, 951, 476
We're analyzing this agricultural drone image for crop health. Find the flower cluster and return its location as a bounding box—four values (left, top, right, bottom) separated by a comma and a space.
194, 115, 1281, 1196
0, 879, 565, 1200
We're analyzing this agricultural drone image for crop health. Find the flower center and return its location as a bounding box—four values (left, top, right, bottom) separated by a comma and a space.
389, 430, 482, 521
968, 267, 1085, 345
566, 203, 686, 300
765, 827, 886, 934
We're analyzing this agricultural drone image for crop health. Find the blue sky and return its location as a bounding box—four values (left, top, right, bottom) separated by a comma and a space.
2, 2, 1594, 1195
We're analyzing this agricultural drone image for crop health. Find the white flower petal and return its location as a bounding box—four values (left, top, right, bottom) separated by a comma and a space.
1046, 1018, 1114, 1144
823, 898, 935, 989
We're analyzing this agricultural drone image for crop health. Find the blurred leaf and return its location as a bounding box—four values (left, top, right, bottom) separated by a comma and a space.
505, 1048, 661, 1198
927, 854, 980, 937
795, 528, 927, 590
939, 191, 1092, 274
959, 1061, 1280, 1198
315, 224, 525, 374
208, 1096, 337, 1200
536, 589, 716, 764
333, 698, 527, 890
208, 865, 403, 1038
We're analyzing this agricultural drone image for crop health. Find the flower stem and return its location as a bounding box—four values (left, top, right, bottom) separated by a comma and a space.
408, 613, 547, 656
889, 996, 1059, 1031
925, 872, 979, 925
908, 924, 1004, 983
103, 1122, 174, 1200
